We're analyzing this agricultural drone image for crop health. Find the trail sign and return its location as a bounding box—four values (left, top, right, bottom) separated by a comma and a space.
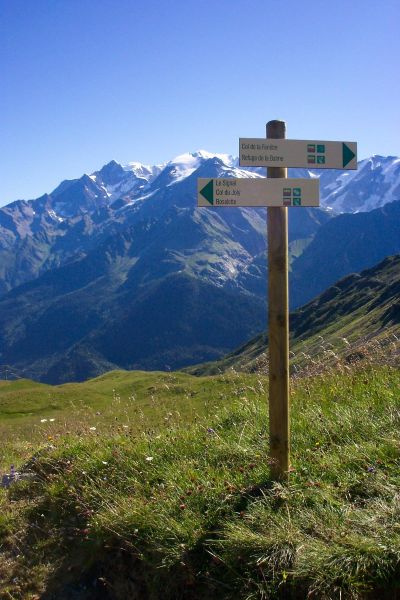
198, 178, 319, 207
239, 138, 357, 169
197, 119, 357, 482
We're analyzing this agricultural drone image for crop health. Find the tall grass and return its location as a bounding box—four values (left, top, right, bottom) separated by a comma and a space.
0, 352, 399, 599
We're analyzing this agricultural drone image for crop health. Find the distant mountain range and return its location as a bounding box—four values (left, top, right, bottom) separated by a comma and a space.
0, 151, 399, 383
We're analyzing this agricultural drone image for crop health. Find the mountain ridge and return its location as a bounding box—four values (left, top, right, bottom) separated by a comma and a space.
187, 253, 400, 376
0, 152, 333, 295
0, 151, 399, 383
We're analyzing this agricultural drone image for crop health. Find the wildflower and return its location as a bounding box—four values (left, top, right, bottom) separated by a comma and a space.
207, 428, 216, 435
40, 419, 48, 423
49, 418, 55, 422
145, 456, 154, 462
102, 461, 108, 465
89, 427, 96, 431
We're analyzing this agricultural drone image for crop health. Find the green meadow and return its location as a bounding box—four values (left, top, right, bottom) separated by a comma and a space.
0, 370, 262, 468
1, 357, 399, 599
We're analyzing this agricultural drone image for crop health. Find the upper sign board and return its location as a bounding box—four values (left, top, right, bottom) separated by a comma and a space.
198, 178, 319, 207
239, 138, 357, 170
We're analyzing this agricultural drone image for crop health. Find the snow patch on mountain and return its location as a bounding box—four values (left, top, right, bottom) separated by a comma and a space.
123, 161, 164, 180
2, 152, 400, 227
89, 160, 164, 202
218, 164, 263, 179
165, 151, 235, 184
318, 155, 400, 213
47, 209, 64, 222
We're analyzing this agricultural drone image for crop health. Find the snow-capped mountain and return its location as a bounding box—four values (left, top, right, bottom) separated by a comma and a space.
89, 159, 164, 203
88, 152, 400, 215
0, 150, 398, 295
316, 155, 400, 213
3, 151, 398, 228
91, 151, 254, 203
0, 149, 399, 383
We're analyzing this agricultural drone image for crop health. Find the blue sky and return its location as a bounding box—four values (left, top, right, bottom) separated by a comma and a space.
0, 0, 399, 205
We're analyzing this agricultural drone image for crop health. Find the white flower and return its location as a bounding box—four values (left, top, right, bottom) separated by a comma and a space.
89, 427, 96, 431
145, 456, 154, 462
102, 461, 108, 465
49, 418, 55, 422
40, 419, 48, 423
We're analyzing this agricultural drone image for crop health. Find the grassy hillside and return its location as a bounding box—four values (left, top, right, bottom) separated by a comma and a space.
0, 370, 263, 468
188, 254, 400, 376
1, 360, 400, 599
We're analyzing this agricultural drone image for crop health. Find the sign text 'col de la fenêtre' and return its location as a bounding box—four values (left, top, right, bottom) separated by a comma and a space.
197, 178, 319, 207
239, 138, 357, 170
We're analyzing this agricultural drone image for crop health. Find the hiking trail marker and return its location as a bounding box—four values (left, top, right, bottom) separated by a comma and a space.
198, 178, 319, 207
197, 120, 357, 481
239, 138, 357, 169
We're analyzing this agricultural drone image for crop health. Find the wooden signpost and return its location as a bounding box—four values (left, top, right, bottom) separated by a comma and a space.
197, 120, 357, 480
265, 120, 289, 481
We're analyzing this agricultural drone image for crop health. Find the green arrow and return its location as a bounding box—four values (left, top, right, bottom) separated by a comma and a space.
200, 179, 214, 205
342, 143, 356, 168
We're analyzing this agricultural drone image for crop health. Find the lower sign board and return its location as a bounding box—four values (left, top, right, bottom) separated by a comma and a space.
239, 138, 357, 169
198, 178, 319, 207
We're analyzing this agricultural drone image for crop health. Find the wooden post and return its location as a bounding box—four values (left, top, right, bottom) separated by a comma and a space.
267, 119, 290, 480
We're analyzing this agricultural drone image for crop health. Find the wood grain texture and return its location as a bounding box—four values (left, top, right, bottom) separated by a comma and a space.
266, 120, 290, 480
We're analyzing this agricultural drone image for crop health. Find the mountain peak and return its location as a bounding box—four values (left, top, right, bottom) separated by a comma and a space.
122, 161, 164, 180
170, 150, 234, 167
160, 150, 235, 185
94, 160, 126, 185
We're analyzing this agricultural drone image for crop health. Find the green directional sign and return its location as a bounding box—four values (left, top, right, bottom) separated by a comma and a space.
199, 179, 214, 205
342, 143, 356, 168
239, 138, 357, 170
